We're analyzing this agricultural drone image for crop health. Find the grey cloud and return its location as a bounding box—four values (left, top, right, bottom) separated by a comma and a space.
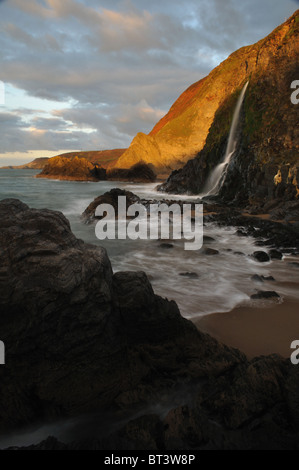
0, 0, 297, 156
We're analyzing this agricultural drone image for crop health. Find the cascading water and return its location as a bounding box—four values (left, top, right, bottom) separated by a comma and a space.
203, 81, 249, 196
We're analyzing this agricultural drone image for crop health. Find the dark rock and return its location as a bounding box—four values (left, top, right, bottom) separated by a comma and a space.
252, 251, 270, 263
179, 272, 199, 279
2, 199, 299, 451
203, 235, 216, 243
107, 162, 156, 183
250, 291, 281, 300
236, 229, 247, 237
252, 274, 276, 283
202, 248, 219, 256
159, 243, 174, 249
269, 249, 283, 260
234, 251, 246, 256
82, 188, 141, 223
1, 199, 244, 436
262, 275, 276, 281
288, 262, 299, 268
251, 274, 264, 283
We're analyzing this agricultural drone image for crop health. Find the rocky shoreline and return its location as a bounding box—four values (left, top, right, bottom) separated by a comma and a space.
0, 197, 299, 450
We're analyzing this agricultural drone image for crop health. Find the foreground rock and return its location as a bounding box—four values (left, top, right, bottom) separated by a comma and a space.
1, 199, 299, 450
0, 199, 241, 434
82, 188, 142, 223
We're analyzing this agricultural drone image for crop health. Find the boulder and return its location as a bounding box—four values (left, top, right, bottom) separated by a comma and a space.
252, 251, 270, 263
250, 291, 281, 300
82, 188, 141, 223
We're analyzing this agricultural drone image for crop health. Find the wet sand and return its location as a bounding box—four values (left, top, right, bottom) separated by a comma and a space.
195, 299, 299, 359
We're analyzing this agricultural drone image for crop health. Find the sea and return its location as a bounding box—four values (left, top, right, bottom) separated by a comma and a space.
0, 168, 298, 319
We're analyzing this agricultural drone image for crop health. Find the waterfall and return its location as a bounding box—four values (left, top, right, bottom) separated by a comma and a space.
202, 81, 249, 196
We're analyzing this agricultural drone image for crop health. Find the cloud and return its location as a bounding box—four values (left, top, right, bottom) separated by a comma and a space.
0, 0, 297, 160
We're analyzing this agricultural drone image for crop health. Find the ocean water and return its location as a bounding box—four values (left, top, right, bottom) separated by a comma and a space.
0, 169, 298, 318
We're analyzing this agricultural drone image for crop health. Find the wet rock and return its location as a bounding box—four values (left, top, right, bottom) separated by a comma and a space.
107, 162, 156, 183
179, 272, 199, 279
252, 251, 270, 263
203, 235, 216, 243
202, 248, 219, 256
269, 249, 283, 260
1, 199, 245, 436
288, 262, 299, 268
234, 251, 246, 256
236, 229, 247, 237
159, 243, 174, 249
251, 274, 276, 283
251, 274, 264, 283
2, 198, 299, 450
262, 275, 276, 281
250, 291, 281, 300
82, 188, 141, 223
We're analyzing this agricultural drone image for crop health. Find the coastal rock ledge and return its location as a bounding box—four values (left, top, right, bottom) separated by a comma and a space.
0, 199, 299, 450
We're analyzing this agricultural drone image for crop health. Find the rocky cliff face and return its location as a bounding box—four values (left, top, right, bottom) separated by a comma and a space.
1, 157, 49, 170
158, 11, 299, 209
36, 155, 106, 181
113, 11, 298, 184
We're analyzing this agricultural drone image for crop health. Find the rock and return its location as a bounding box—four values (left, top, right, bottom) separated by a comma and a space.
202, 248, 219, 256
9, 356, 299, 450
251, 274, 276, 283
82, 188, 141, 223
114, 12, 299, 182
36, 155, 106, 181
2, 198, 299, 450
262, 275, 276, 281
269, 249, 283, 260
288, 262, 299, 268
236, 229, 247, 237
203, 235, 216, 243
234, 251, 246, 256
157, 13, 299, 214
250, 291, 281, 300
179, 272, 199, 279
251, 274, 264, 283
107, 162, 156, 182
159, 243, 174, 249
0, 199, 244, 436
252, 251, 270, 263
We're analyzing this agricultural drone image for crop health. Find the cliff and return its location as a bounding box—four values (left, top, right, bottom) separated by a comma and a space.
112, 11, 299, 182
1, 149, 125, 172
159, 11, 299, 211
1, 157, 49, 170
36, 155, 106, 181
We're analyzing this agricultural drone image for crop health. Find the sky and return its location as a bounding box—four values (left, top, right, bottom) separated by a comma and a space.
0, 0, 298, 166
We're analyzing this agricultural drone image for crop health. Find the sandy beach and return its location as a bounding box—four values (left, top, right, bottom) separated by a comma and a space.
195, 297, 299, 359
